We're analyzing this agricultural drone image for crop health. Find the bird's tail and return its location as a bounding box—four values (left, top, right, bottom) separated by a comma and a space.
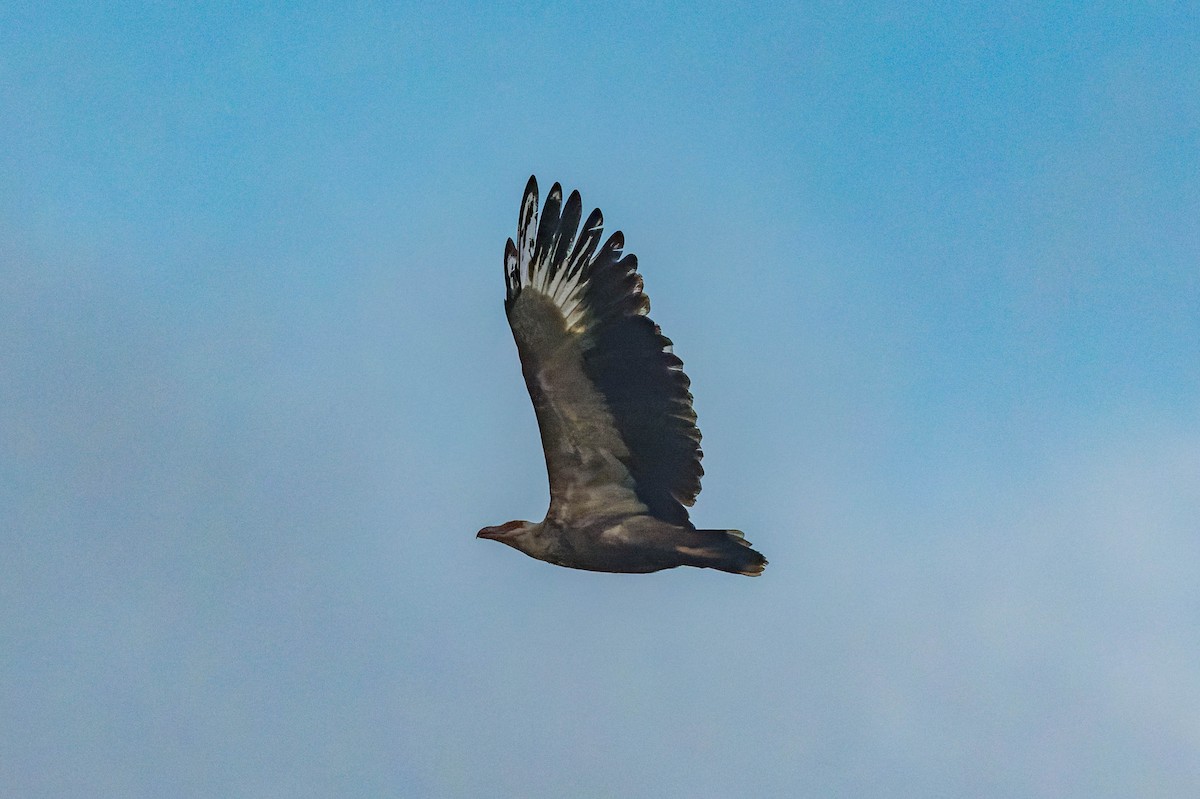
691, 530, 768, 576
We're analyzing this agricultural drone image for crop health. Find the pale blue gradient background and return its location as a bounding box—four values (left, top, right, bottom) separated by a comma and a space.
2, 2, 1198, 797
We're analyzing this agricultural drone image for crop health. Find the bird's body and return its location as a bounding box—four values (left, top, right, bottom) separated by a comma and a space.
478, 177, 766, 576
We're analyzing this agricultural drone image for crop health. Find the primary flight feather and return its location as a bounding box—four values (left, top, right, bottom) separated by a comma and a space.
478, 177, 767, 576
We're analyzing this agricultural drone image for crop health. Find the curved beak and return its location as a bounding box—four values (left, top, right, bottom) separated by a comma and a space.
476, 526, 502, 540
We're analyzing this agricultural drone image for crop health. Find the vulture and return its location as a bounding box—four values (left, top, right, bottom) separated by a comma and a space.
477, 177, 767, 576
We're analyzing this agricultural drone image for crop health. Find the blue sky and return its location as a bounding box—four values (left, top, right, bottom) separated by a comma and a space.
2, 2, 1198, 796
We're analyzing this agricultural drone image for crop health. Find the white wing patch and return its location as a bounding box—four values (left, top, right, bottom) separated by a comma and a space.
510, 180, 601, 334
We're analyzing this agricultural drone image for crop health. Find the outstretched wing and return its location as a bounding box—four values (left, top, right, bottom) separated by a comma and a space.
503, 176, 703, 527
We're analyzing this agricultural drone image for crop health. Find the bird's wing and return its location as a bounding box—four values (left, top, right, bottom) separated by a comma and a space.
503, 176, 703, 527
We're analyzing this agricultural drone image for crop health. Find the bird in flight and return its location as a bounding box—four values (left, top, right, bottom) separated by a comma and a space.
478, 177, 766, 576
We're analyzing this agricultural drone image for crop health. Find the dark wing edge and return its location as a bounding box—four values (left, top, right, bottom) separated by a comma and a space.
503, 176, 703, 527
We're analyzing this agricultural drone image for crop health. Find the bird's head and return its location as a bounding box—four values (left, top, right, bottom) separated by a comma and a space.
476, 519, 533, 544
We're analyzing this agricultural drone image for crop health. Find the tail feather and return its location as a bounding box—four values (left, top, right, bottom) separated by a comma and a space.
692, 529, 768, 576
